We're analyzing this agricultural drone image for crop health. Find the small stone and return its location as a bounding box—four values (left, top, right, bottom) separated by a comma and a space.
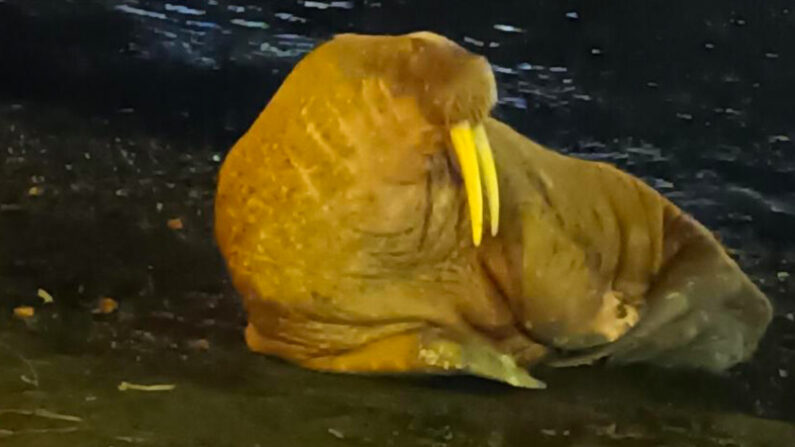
188, 339, 211, 351
93, 297, 119, 315
37, 288, 54, 303
328, 428, 344, 439
167, 218, 184, 230
14, 306, 35, 319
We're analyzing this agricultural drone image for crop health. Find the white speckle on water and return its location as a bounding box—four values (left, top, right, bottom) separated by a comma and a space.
779, 369, 789, 378
186, 20, 221, 29
230, 19, 269, 29
114, 5, 167, 20
492, 65, 516, 74
591, 47, 603, 55
498, 96, 527, 109
258, 42, 304, 58
493, 24, 525, 33
566, 11, 579, 20
164, 4, 205, 16
274, 12, 307, 23
463, 36, 484, 47
765, 52, 780, 59
303, 1, 353, 9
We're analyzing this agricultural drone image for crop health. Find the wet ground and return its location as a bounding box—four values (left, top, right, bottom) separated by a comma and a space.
1, 0, 794, 445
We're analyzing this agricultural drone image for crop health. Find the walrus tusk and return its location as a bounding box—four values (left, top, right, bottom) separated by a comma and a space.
450, 121, 500, 245
473, 123, 500, 237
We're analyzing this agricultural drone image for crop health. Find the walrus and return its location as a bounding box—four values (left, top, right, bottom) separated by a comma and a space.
214, 31, 773, 388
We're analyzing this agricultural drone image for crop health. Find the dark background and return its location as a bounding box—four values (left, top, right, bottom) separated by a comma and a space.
1, 0, 794, 433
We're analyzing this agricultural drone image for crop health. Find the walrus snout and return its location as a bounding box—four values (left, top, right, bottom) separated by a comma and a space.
331, 31, 497, 126
402, 31, 497, 125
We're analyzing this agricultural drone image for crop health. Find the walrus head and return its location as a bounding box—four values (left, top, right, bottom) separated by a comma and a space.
270, 31, 502, 246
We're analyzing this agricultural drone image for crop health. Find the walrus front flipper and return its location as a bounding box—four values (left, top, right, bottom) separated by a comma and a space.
243, 299, 546, 388
294, 327, 546, 389
550, 214, 773, 372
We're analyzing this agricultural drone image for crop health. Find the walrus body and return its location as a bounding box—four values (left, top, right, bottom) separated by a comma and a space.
214, 32, 772, 388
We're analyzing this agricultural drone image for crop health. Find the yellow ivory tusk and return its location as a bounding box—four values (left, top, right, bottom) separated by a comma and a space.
473, 123, 500, 237
450, 121, 484, 246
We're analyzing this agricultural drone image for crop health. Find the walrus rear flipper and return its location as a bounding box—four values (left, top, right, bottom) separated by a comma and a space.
548, 214, 773, 372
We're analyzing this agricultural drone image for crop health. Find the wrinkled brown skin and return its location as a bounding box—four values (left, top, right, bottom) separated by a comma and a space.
214, 32, 773, 387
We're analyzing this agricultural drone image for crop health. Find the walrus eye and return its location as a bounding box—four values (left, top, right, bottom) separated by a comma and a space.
449, 121, 500, 246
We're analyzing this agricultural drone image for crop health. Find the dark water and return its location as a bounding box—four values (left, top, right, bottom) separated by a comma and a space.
1, 0, 794, 445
